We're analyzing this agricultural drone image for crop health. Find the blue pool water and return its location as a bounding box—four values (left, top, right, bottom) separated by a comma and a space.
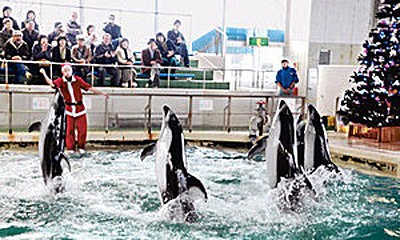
0, 147, 399, 239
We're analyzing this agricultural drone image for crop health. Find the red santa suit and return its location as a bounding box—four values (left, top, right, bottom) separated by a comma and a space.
53, 75, 91, 151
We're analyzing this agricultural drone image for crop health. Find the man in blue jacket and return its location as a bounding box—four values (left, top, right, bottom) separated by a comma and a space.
275, 59, 299, 95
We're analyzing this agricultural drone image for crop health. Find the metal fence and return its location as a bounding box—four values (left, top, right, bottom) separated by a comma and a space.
0, 86, 305, 136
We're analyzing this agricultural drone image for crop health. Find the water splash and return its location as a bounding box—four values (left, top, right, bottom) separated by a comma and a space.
0, 147, 398, 239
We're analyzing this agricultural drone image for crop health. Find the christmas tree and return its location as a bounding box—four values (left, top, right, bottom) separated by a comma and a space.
339, 0, 400, 127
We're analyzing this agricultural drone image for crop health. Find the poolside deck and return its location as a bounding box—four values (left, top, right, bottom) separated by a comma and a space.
0, 130, 398, 178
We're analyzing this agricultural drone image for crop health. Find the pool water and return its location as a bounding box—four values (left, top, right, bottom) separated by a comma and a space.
0, 147, 399, 239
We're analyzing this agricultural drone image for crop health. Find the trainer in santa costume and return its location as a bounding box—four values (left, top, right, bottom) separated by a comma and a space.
40, 64, 109, 154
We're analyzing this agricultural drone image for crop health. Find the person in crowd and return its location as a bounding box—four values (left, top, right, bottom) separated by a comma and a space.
94, 33, 119, 86
21, 10, 39, 31
103, 14, 121, 49
71, 34, 92, 80
116, 38, 137, 88
167, 19, 189, 67
4, 30, 31, 83
103, 14, 122, 40
32, 35, 52, 84
275, 58, 299, 96
156, 32, 178, 74
0, 18, 14, 55
48, 22, 64, 46
85, 24, 99, 57
66, 11, 82, 46
0, 6, 19, 30
141, 38, 162, 88
22, 20, 39, 55
51, 35, 71, 77
40, 64, 109, 154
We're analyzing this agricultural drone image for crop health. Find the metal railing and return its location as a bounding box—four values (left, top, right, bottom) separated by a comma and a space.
0, 87, 305, 138
0, 59, 277, 91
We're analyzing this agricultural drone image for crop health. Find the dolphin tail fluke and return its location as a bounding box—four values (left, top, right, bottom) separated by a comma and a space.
248, 135, 268, 160
140, 142, 157, 161
28, 120, 42, 132
186, 173, 208, 202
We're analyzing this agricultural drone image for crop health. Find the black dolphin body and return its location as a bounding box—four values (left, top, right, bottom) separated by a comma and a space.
141, 105, 207, 222
304, 105, 339, 173
31, 91, 70, 192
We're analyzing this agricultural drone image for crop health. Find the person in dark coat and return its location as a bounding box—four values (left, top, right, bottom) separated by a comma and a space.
0, 18, 14, 54
66, 11, 82, 46
103, 14, 121, 50
21, 10, 39, 31
103, 14, 122, 40
32, 35, 52, 84
4, 30, 31, 83
22, 20, 39, 56
275, 59, 299, 95
156, 32, 179, 73
167, 19, 189, 67
93, 33, 119, 86
0, 6, 19, 30
51, 35, 71, 77
141, 38, 162, 87
48, 22, 64, 45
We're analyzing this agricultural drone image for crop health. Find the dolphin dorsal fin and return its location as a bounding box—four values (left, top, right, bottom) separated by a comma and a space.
28, 120, 42, 132
186, 173, 208, 202
140, 142, 157, 161
58, 152, 71, 172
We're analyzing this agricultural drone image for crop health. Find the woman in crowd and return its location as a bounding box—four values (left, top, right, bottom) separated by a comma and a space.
21, 10, 39, 31
116, 38, 137, 87
51, 35, 71, 77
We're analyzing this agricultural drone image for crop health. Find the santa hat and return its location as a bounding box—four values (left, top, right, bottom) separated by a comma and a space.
61, 63, 72, 71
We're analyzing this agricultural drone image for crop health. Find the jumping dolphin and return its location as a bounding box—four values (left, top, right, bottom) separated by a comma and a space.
30, 91, 71, 192
265, 100, 299, 189
248, 103, 338, 173
141, 105, 207, 222
304, 105, 339, 172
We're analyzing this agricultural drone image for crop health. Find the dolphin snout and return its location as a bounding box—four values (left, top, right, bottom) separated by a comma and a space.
162, 105, 170, 117
308, 105, 319, 120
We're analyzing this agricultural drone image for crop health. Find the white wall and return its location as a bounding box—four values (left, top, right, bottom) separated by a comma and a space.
310, 0, 373, 44
316, 65, 355, 116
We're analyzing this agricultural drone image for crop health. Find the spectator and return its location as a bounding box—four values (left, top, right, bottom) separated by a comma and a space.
32, 35, 52, 62
156, 32, 179, 74
71, 35, 92, 80
103, 14, 121, 49
21, 10, 39, 31
141, 38, 162, 88
0, 18, 14, 55
52, 35, 71, 77
275, 58, 299, 96
116, 38, 137, 88
22, 20, 39, 55
32, 35, 52, 84
40, 64, 109, 154
0, 6, 19, 30
85, 24, 99, 57
94, 33, 119, 86
167, 20, 189, 67
103, 14, 122, 40
48, 22, 64, 46
4, 30, 31, 83
66, 11, 82, 46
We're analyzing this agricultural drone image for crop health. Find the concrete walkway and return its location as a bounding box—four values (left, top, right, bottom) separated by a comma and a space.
328, 132, 400, 178
0, 130, 398, 178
